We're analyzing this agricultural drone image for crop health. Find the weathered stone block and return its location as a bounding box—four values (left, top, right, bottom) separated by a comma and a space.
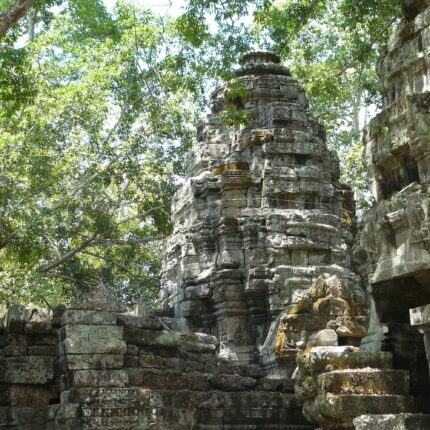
141, 373, 188, 390
59, 353, 124, 370
0, 406, 45, 427
70, 369, 128, 387
298, 347, 392, 375
0, 356, 53, 384
2, 344, 26, 357
60, 387, 93, 404
28, 346, 57, 356
124, 327, 180, 348
209, 374, 257, 391
62, 309, 117, 325
46, 403, 79, 421
62, 324, 126, 355
127, 368, 145, 385
186, 373, 210, 391
353, 413, 430, 430
23, 322, 54, 334
410, 304, 430, 326
124, 354, 139, 368
27, 334, 57, 346
317, 369, 409, 395
117, 314, 164, 330
139, 354, 164, 369
8, 384, 55, 407
303, 393, 414, 424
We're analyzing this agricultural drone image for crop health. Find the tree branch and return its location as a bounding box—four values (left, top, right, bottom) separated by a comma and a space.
281, 0, 322, 49
91, 234, 167, 247
330, 16, 398, 79
0, 0, 36, 34
115, 205, 167, 227
36, 232, 99, 273
0, 230, 18, 250
82, 251, 135, 276
42, 273, 96, 286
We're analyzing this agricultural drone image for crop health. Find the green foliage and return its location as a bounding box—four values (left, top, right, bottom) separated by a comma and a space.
203, 372, 215, 381
0, 0, 403, 307
0, 0, 255, 307
179, 0, 399, 199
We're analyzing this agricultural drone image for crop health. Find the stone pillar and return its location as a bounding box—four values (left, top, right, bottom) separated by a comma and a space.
352, 0, 430, 411
47, 285, 127, 428
410, 304, 430, 375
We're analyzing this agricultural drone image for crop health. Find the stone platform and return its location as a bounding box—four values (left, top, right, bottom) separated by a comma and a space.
0, 297, 315, 429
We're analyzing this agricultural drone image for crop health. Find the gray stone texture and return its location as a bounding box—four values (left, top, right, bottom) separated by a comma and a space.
353, 414, 430, 430
0, 290, 315, 429
353, 0, 430, 414
410, 303, 430, 375
274, 274, 368, 376
161, 51, 361, 373
0, 305, 59, 429
294, 346, 414, 430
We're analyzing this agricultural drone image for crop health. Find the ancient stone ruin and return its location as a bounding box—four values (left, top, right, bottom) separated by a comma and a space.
0, 287, 312, 429
2, 0, 430, 428
161, 50, 362, 376
353, 0, 430, 415
273, 274, 368, 377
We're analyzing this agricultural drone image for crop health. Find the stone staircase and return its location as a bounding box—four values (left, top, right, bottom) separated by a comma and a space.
294, 346, 428, 430
354, 414, 430, 430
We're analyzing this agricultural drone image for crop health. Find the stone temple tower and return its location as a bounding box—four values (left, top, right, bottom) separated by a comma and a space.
161, 51, 361, 368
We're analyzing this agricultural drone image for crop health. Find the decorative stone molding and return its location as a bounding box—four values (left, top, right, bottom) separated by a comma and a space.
161, 51, 361, 371
274, 274, 368, 376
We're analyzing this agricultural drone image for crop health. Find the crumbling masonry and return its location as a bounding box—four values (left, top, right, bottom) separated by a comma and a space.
161, 51, 362, 376
2, 0, 430, 429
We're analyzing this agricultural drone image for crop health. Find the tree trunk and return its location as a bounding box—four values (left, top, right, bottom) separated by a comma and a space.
0, 0, 36, 35
27, 7, 35, 41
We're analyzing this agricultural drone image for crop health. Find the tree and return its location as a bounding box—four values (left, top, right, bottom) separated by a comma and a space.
0, 0, 36, 34
0, 0, 401, 307
0, 0, 253, 307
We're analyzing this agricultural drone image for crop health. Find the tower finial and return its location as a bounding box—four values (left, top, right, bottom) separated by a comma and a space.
236, 50, 290, 76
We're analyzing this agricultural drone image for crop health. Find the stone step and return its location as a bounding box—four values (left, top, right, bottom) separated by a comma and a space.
304, 394, 414, 423
299, 347, 393, 375
197, 426, 315, 429
317, 368, 410, 395
353, 414, 430, 430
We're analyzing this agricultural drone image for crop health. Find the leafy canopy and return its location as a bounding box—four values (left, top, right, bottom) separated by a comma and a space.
0, 0, 401, 307
0, 0, 252, 307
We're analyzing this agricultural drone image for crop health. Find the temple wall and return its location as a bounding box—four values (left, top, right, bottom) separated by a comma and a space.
353, 0, 430, 414
0, 294, 314, 429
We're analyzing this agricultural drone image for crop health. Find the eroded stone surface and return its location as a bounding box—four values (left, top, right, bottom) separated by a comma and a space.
354, 414, 430, 430
410, 303, 430, 327
0, 286, 315, 429
161, 50, 361, 372
410, 303, 430, 376
274, 274, 368, 376
295, 347, 414, 430
0, 356, 54, 385
353, 0, 430, 413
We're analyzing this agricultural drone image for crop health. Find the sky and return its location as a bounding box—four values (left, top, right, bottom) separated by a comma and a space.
103, 0, 187, 17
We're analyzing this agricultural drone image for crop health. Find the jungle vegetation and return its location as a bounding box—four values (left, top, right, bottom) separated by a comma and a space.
0, 0, 399, 307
